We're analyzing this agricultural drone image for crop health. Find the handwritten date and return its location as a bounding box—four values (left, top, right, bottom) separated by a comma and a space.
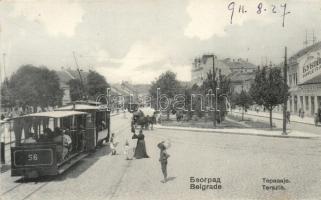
228, 2, 291, 27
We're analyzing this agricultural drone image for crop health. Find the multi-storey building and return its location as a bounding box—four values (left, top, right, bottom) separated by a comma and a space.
191, 54, 257, 93
191, 54, 231, 86
287, 42, 321, 116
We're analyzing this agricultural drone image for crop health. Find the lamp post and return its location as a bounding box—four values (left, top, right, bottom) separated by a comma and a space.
215, 87, 220, 125
210, 55, 216, 127
283, 47, 288, 135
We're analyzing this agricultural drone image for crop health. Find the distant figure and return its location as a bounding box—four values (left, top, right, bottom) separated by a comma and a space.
123, 109, 127, 119
110, 133, 118, 155
123, 140, 131, 160
132, 129, 149, 159
286, 111, 291, 124
157, 141, 170, 183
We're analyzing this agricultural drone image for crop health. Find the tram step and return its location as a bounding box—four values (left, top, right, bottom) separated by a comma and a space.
58, 153, 88, 174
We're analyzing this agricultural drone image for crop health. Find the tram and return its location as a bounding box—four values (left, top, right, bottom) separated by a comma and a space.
55, 101, 111, 146
10, 111, 91, 178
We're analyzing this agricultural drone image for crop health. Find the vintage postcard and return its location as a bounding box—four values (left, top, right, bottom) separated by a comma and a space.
0, 0, 321, 199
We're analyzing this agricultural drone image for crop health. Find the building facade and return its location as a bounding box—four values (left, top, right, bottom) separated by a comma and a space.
191, 54, 257, 93
191, 54, 231, 86
287, 42, 321, 116
56, 68, 89, 105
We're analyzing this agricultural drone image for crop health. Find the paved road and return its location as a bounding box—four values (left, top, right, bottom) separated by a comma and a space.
1, 114, 321, 200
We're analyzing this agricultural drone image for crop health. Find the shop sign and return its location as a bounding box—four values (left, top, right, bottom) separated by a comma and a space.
297, 49, 321, 84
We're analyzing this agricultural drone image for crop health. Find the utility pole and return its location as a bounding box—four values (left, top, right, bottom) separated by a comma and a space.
212, 55, 216, 127
283, 47, 288, 135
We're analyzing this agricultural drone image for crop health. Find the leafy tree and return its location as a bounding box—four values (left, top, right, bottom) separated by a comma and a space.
67, 70, 110, 102
68, 79, 83, 102
183, 84, 204, 119
149, 71, 181, 120
86, 70, 110, 100
249, 66, 289, 128
201, 70, 232, 122
1, 78, 14, 108
234, 90, 253, 120
5, 65, 63, 111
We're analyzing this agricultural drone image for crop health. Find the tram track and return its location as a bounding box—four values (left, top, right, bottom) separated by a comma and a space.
1, 176, 54, 200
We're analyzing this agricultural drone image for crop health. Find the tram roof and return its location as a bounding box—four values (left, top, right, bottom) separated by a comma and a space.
21, 111, 87, 118
56, 104, 101, 111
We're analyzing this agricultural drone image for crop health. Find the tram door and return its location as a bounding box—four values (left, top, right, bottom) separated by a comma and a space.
85, 113, 96, 151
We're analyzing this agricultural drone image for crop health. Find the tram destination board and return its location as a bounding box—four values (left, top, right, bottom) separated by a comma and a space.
12, 148, 54, 167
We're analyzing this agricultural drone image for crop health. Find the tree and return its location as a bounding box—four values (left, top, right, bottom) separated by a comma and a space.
249, 66, 289, 128
149, 71, 181, 120
86, 70, 110, 101
67, 70, 110, 102
201, 70, 232, 122
1, 78, 14, 108
5, 65, 63, 111
68, 79, 83, 102
235, 90, 253, 120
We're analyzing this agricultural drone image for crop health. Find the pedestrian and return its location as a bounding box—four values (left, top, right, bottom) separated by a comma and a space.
157, 141, 170, 183
110, 133, 118, 155
286, 111, 291, 124
132, 129, 149, 159
123, 140, 131, 160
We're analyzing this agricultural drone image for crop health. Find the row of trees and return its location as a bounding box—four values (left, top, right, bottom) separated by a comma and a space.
149, 66, 288, 128
149, 70, 231, 120
233, 66, 288, 127
1, 65, 109, 112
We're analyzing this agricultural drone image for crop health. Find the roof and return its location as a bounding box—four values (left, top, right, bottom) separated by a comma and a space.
21, 111, 87, 118
222, 58, 257, 70
289, 41, 321, 62
74, 100, 101, 105
56, 104, 101, 111
56, 69, 89, 84
228, 71, 255, 82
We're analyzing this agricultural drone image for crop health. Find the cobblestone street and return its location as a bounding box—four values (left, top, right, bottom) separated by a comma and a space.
1, 114, 321, 200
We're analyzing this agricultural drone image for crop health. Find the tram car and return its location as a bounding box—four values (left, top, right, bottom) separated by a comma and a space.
9, 111, 94, 178
56, 101, 111, 146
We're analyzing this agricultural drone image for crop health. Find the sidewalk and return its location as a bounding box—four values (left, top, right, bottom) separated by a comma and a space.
154, 125, 320, 139
233, 110, 315, 125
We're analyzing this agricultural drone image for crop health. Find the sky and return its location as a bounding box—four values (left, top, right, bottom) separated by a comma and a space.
0, 0, 321, 84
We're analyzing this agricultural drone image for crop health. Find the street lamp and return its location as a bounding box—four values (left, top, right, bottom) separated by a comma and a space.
215, 87, 220, 126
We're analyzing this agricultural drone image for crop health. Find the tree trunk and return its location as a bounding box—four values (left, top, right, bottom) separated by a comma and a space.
269, 108, 273, 129
242, 106, 244, 121
167, 110, 170, 120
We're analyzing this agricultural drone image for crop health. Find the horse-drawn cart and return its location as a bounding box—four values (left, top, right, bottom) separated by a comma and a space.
132, 107, 156, 130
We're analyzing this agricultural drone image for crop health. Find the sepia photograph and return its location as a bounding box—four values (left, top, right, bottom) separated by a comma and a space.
0, 0, 321, 199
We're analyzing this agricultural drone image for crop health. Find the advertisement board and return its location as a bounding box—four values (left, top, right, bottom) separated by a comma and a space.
297, 49, 321, 84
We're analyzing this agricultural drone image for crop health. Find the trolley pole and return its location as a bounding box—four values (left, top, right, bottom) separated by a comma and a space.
283, 47, 288, 135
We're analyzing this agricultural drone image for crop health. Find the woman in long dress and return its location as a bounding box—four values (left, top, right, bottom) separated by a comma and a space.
132, 129, 149, 159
